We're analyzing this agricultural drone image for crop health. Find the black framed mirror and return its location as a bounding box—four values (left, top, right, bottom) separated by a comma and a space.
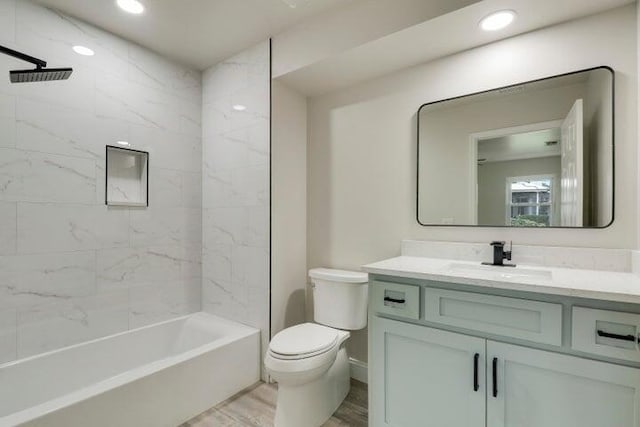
417, 66, 614, 228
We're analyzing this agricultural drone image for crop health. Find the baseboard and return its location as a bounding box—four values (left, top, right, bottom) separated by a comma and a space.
349, 357, 368, 384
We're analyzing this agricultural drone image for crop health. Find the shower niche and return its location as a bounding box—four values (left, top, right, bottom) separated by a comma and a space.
105, 145, 149, 207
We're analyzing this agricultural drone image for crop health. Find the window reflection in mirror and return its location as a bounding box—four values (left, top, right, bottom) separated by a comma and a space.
417, 67, 613, 228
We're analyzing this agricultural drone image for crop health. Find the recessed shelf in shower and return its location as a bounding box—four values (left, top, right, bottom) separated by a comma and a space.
105, 145, 149, 207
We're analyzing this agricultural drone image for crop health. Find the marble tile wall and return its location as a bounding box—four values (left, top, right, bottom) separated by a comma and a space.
201, 41, 270, 374
0, 0, 202, 363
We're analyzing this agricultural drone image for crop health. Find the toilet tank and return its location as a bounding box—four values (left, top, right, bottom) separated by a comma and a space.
309, 268, 369, 330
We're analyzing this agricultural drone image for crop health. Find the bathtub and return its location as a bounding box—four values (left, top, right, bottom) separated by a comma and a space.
0, 312, 260, 427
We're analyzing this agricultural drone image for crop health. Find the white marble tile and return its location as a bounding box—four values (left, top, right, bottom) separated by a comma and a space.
130, 207, 184, 247
0, 309, 17, 365
96, 75, 182, 132
17, 203, 129, 253
181, 245, 202, 282
16, 98, 127, 160
0, 0, 15, 44
149, 168, 182, 207
128, 43, 202, 101
0, 148, 96, 203
0, 92, 15, 148
182, 171, 202, 208
129, 280, 200, 329
0, 251, 96, 309
96, 245, 183, 289
0, 201, 16, 255
128, 124, 201, 173
16, 289, 129, 358
202, 276, 248, 320
232, 245, 269, 289
202, 243, 232, 284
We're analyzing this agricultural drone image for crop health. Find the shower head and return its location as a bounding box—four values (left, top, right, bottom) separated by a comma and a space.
10, 67, 73, 83
1, 44, 73, 84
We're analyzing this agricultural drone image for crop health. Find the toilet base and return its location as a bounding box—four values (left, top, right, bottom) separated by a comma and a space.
274, 347, 350, 427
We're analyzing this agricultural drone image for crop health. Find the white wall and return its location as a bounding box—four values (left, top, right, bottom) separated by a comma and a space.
201, 41, 271, 374
0, 0, 202, 365
307, 5, 637, 362
271, 80, 307, 336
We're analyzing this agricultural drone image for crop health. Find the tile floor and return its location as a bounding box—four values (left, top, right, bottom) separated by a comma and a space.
181, 379, 368, 426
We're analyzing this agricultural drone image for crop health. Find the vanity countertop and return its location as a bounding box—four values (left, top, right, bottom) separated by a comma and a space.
362, 256, 640, 304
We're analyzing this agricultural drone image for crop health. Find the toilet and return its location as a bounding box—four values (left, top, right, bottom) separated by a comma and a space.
264, 268, 369, 427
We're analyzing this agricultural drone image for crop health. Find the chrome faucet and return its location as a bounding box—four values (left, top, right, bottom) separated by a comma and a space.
482, 241, 516, 267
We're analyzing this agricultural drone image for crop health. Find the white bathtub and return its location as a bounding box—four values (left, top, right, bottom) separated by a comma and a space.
0, 312, 260, 427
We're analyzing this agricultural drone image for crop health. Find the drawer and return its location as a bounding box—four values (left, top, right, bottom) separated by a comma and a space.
371, 281, 420, 320
423, 288, 562, 346
572, 307, 640, 362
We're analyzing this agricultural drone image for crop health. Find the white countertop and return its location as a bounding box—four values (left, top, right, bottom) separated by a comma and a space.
362, 256, 640, 304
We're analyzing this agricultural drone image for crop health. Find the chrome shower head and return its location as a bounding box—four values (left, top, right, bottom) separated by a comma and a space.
10, 67, 73, 83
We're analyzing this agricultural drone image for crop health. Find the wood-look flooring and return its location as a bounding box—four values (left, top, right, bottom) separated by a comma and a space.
181, 379, 368, 427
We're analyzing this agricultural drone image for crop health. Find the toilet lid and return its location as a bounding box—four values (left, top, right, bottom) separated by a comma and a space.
269, 323, 338, 357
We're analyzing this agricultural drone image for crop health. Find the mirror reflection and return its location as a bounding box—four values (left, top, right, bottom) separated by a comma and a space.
417, 67, 613, 228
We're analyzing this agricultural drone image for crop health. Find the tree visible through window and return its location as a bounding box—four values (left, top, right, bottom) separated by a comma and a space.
506, 176, 553, 227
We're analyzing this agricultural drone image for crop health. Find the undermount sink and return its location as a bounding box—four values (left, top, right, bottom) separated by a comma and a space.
443, 263, 552, 281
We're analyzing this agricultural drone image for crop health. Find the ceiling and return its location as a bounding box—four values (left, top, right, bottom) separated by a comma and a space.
34, 0, 366, 70
278, 0, 634, 96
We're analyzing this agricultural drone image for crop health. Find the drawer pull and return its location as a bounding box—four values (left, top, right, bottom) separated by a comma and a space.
384, 296, 406, 304
596, 330, 639, 343
473, 353, 479, 392
492, 357, 498, 398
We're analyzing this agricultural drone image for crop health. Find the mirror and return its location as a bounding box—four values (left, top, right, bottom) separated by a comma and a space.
417, 67, 613, 228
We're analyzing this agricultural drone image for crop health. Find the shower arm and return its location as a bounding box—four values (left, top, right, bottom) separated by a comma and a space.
0, 44, 47, 68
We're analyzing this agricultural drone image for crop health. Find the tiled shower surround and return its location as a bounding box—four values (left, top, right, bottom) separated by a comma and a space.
201, 42, 271, 366
0, 0, 203, 363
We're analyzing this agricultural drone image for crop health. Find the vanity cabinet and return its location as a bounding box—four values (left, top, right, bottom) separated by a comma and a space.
370, 282, 640, 427
487, 341, 640, 427
370, 317, 485, 427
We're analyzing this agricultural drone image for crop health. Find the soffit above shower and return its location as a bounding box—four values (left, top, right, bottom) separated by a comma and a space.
31, 0, 367, 70
276, 0, 634, 96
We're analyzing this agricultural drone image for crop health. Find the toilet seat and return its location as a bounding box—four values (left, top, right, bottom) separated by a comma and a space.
269, 323, 338, 360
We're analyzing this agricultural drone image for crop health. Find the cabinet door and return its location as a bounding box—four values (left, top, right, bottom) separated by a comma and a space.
487, 341, 640, 427
370, 316, 485, 427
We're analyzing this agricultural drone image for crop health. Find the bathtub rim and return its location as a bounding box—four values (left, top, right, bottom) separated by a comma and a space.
0, 312, 260, 426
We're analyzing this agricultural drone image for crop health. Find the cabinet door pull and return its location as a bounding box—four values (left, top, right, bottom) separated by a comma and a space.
473, 353, 479, 392
492, 357, 498, 398
596, 330, 639, 342
383, 296, 405, 304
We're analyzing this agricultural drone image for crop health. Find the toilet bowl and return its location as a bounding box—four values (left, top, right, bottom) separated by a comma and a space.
265, 268, 368, 427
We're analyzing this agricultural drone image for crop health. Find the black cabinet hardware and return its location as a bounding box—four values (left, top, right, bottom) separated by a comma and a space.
597, 330, 639, 342
383, 297, 406, 304
492, 357, 498, 398
473, 353, 479, 392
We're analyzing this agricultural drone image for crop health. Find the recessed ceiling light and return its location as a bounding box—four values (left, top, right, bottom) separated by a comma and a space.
72, 45, 95, 56
116, 141, 130, 146
480, 10, 516, 31
117, 0, 144, 15
233, 104, 247, 111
